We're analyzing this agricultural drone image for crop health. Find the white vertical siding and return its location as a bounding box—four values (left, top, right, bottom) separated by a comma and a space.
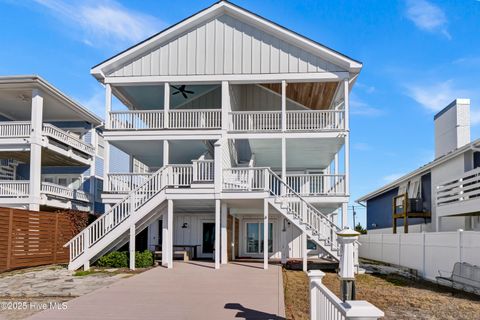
109, 14, 345, 77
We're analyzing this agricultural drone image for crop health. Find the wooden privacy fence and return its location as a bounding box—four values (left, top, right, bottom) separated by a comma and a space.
0, 208, 77, 272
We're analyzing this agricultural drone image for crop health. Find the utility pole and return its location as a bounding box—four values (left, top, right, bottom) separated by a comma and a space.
352, 206, 356, 229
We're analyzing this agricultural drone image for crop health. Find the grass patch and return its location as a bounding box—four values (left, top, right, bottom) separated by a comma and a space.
74, 270, 97, 277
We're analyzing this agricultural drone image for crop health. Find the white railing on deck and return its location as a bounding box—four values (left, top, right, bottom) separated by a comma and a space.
192, 160, 214, 182
110, 110, 164, 130
108, 173, 153, 193
222, 167, 270, 191
167, 165, 193, 186
169, 109, 221, 129
65, 166, 169, 262
41, 182, 91, 202
0, 121, 31, 137
229, 111, 281, 132
42, 124, 95, 155
286, 110, 345, 131
437, 167, 480, 206
286, 174, 346, 196
309, 271, 384, 320
0, 181, 29, 198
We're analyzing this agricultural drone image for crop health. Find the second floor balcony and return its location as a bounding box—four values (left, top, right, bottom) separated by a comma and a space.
107, 109, 344, 133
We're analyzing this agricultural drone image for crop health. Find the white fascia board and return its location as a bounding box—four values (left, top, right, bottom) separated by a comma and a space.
104, 72, 349, 85
92, 1, 361, 80
227, 132, 345, 139
103, 131, 223, 141
356, 138, 480, 203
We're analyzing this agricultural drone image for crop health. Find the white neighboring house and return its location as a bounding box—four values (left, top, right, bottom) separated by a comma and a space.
66, 1, 362, 271
357, 99, 480, 234
0, 75, 105, 213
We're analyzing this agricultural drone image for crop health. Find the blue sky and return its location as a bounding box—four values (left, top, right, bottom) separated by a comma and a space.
1, 0, 480, 227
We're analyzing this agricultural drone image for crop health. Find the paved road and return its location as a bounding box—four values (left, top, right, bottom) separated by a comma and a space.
28, 261, 286, 320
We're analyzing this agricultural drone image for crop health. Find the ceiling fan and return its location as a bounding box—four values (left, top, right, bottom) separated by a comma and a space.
171, 85, 194, 99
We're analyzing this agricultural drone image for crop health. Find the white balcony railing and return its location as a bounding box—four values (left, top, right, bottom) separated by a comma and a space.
437, 167, 480, 206
41, 182, 91, 202
0, 121, 31, 137
286, 174, 346, 196
110, 110, 165, 130
168, 109, 222, 129
42, 124, 95, 156
0, 181, 29, 198
222, 167, 270, 191
286, 110, 345, 131
108, 173, 153, 193
192, 159, 214, 182
229, 111, 281, 132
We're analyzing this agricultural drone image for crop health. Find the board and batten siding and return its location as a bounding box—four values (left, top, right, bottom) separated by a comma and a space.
109, 14, 345, 77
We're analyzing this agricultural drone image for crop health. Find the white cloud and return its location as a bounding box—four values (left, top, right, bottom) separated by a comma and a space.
383, 173, 404, 183
350, 93, 382, 116
31, 0, 165, 47
405, 80, 470, 112
405, 0, 450, 39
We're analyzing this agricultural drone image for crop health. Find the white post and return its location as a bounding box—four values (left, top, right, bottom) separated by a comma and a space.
281, 136, 286, 195
103, 140, 110, 192
215, 199, 221, 269
302, 232, 308, 272
308, 270, 324, 320
281, 80, 287, 132
163, 140, 169, 166
89, 126, 97, 213
342, 202, 348, 228
221, 202, 228, 264
231, 214, 236, 261
29, 89, 43, 211
129, 224, 136, 270
164, 83, 170, 128
344, 78, 349, 131
105, 83, 112, 129
221, 81, 230, 131
83, 228, 90, 271
214, 139, 223, 193
337, 228, 360, 301
344, 78, 350, 197
167, 199, 173, 269
281, 219, 288, 264
161, 211, 168, 267
263, 198, 269, 270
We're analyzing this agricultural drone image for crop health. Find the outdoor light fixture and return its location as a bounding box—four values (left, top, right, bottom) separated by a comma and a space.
282, 218, 290, 232
181, 223, 188, 229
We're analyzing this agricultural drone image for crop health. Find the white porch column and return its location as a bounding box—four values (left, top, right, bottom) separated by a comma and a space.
221, 81, 230, 131
129, 224, 136, 270
280, 219, 287, 264
161, 211, 168, 267
302, 232, 308, 272
164, 83, 170, 128
344, 79, 350, 196
215, 199, 221, 269
214, 139, 223, 193
281, 80, 287, 132
263, 198, 269, 270
29, 89, 43, 211
105, 83, 112, 129
342, 202, 348, 228
281, 136, 286, 195
163, 140, 169, 166
167, 199, 173, 268
221, 202, 228, 264
89, 126, 97, 213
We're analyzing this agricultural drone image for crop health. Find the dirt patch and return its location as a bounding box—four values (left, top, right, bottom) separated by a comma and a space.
283, 269, 480, 320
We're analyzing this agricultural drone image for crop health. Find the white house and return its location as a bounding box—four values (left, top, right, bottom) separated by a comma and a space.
357, 98, 480, 234
66, 0, 362, 271
0, 75, 105, 213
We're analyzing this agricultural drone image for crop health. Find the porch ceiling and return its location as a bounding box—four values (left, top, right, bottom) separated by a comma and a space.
262, 82, 339, 110
0, 149, 88, 166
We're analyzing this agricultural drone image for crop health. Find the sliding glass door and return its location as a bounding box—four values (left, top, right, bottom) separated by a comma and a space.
246, 222, 273, 254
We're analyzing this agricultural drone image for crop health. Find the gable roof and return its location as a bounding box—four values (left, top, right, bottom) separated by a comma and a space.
91, 1, 362, 81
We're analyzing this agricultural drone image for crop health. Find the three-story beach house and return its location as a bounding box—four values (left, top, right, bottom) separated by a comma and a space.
66, 1, 362, 270
0, 75, 104, 213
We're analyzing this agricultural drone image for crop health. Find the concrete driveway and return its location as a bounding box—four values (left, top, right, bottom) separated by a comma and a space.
28, 261, 286, 320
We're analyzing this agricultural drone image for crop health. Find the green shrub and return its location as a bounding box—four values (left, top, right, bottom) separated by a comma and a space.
96, 251, 128, 268
135, 250, 154, 268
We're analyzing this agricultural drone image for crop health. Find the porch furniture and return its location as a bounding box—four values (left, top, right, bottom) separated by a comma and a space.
173, 250, 190, 261
436, 262, 480, 295
173, 245, 200, 260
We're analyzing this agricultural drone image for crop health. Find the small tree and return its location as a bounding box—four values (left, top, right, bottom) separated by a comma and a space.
354, 222, 367, 234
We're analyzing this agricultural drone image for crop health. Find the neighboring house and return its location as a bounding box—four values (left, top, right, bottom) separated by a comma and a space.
0, 75, 105, 214
66, 1, 362, 271
357, 99, 480, 234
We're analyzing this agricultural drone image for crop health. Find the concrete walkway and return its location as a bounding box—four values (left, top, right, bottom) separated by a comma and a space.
28, 262, 286, 320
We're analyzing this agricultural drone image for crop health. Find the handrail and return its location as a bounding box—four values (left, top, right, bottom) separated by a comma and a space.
0, 121, 31, 137
41, 182, 91, 202
42, 123, 95, 155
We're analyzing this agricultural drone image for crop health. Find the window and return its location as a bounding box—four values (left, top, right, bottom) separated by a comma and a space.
246, 222, 273, 254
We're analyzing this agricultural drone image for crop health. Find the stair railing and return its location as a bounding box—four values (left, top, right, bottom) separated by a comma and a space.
65, 166, 168, 261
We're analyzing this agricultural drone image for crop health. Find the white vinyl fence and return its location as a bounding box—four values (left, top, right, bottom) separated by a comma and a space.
359, 231, 480, 281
